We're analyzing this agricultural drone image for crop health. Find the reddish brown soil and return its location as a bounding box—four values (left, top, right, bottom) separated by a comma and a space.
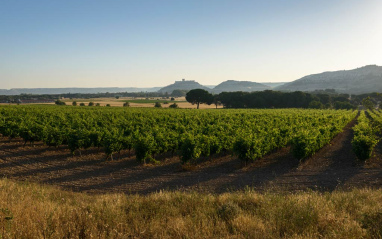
0, 118, 381, 194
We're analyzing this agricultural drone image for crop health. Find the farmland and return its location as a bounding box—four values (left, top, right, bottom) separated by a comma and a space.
0, 105, 381, 193
0, 106, 357, 163
1, 105, 382, 238
59, 96, 219, 108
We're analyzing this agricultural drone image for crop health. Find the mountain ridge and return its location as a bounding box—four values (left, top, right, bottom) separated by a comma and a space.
2, 65, 382, 95
276, 65, 382, 94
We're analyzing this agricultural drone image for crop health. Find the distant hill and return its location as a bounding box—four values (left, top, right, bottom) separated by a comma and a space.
0, 87, 161, 95
158, 79, 210, 93
276, 65, 382, 94
9, 65, 381, 97
260, 82, 288, 88
212, 80, 270, 94
0, 89, 20, 96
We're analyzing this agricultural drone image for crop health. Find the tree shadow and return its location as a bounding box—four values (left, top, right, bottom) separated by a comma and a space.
51, 158, 181, 192
215, 147, 300, 193
107, 147, 301, 195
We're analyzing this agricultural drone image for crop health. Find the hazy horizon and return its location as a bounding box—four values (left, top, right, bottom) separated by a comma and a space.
1, 80, 288, 90
1, 0, 381, 89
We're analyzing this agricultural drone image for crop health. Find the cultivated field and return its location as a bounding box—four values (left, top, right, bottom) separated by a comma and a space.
61, 96, 222, 108
1, 105, 382, 238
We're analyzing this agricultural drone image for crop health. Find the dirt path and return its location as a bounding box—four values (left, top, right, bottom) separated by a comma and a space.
270, 118, 382, 191
0, 117, 381, 194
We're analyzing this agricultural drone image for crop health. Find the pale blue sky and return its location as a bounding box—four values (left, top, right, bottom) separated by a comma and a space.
1, 0, 381, 88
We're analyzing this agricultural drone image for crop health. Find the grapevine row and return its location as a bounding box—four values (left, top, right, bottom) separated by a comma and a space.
352, 110, 380, 160
0, 105, 357, 164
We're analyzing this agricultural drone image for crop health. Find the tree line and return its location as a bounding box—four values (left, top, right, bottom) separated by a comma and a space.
1, 88, 380, 110
186, 89, 356, 109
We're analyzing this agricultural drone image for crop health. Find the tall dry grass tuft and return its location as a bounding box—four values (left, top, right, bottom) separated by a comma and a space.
0, 179, 381, 238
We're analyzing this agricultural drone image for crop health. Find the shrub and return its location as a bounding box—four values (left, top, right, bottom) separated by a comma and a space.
88, 102, 94, 106
154, 102, 162, 108
106, 104, 111, 107
169, 103, 178, 108
55, 100, 66, 105
123, 102, 130, 107
72, 101, 77, 106
218, 202, 240, 222
80, 103, 85, 106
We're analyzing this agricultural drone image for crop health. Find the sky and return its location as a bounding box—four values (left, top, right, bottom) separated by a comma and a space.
1, 0, 381, 89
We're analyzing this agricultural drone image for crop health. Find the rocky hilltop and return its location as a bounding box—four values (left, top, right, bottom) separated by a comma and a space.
276, 65, 382, 94
158, 79, 210, 93
212, 80, 271, 93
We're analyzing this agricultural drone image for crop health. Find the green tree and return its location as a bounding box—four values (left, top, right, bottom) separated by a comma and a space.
171, 89, 187, 97
185, 89, 213, 109
308, 101, 324, 109
213, 95, 221, 109
72, 101, 77, 106
154, 102, 162, 108
88, 102, 94, 106
334, 101, 355, 110
362, 97, 375, 110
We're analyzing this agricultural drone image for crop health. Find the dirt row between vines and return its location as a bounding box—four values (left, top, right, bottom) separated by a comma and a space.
0, 117, 381, 194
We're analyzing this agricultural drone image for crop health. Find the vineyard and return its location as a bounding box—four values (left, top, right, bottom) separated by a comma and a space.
0, 105, 382, 194
0, 105, 358, 165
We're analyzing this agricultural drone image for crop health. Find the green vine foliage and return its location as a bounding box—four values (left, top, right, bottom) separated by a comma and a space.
0, 106, 357, 165
351, 111, 380, 160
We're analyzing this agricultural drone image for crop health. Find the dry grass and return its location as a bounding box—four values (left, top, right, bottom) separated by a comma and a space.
0, 178, 381, 238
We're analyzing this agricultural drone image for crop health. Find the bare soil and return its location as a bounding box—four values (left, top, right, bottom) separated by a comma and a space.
0, 118, 381, 194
